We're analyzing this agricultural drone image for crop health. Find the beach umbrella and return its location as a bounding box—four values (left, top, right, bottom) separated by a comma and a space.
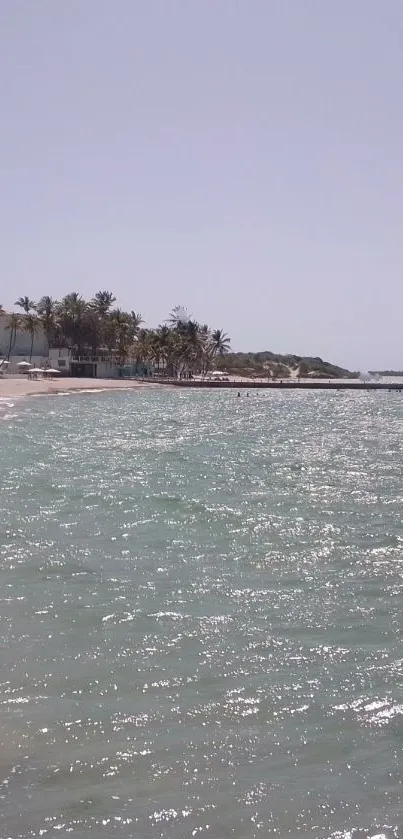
43, 368, 61, 374
30, 367, 44, 374
0, 359, 9, 366
17, 360, 32, 367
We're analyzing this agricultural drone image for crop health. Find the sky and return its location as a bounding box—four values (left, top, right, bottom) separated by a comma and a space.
1, 1, 402, 369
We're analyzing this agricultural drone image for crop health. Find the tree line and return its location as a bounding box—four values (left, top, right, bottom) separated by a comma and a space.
0, 294, 231, 376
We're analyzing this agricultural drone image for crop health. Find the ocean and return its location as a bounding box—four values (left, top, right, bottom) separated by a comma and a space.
1, 388, 403, 839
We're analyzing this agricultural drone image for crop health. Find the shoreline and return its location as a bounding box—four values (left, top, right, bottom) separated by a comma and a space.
0, 376, 166, 400
1, 375, 401, 400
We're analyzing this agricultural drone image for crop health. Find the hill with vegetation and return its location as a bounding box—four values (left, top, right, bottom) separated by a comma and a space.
216, 351, 357, 379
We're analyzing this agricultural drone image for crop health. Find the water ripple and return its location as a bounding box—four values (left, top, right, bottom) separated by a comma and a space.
1, 389, 403, 838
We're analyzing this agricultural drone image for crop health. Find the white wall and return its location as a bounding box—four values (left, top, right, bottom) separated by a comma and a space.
0, 314, 48, 357
6, 355, 50, 373
49, 347, 71, 373
4, 348, 71, 374
95, 361, 119, 378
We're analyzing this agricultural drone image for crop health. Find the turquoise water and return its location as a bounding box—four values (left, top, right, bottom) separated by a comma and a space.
1, 389, 403, 839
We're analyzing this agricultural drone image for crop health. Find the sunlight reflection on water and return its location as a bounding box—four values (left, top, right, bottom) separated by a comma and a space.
0, 389, 403, 838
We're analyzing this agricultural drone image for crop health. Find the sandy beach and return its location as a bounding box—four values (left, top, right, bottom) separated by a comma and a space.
0, 375, 161, 399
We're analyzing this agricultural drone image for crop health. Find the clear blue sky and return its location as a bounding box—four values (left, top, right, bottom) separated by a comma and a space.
1, 1, 402, 369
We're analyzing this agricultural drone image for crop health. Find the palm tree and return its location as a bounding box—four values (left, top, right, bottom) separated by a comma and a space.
130, 311, 143, 334
91, 290, 116, 318
211, 329, 231, 357
134, 328, 153, 368
36, 296, 57, 347
103, 309, 134, 363
36, 295, 55, 316
5, 313, 21, 359
151, 325, 171, 374
116, 320, 133, 365
198, 324, 213, 374
83, 307, 103, 356
57, 293, 88, 355
23, 314, 40, 361
165, 330, 189, 378
165, 309, 210, 376
181, 320, 202, 376
15, 296, 35, 314
150, 326, 168, 373
103, 312, 118, 353
88, 292, 116, 355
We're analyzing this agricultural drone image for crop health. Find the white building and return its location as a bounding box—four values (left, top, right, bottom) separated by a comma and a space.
49, 348, 121, 378
0, 313, 150, 378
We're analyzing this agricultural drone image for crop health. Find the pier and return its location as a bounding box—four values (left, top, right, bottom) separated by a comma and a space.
149, 378, 403, 391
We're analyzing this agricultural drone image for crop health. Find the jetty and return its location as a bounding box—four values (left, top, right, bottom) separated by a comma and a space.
150, 378, 403, 391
